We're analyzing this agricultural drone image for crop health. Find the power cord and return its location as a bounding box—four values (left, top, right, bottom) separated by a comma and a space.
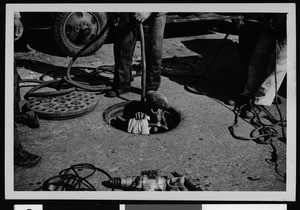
35, 163, 114, 191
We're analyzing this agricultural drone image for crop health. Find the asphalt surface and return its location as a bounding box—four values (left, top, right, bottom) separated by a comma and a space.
13, 29, 286, 194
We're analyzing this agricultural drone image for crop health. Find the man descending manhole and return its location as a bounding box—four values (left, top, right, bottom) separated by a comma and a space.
104, 91, 181, 134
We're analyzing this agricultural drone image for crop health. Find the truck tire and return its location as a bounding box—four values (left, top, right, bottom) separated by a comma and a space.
53, 12, 109, 56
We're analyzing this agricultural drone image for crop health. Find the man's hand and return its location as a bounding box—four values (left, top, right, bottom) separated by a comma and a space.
135, 112, 148, 120
134, 12, 152, 23
14, 16, 24, 41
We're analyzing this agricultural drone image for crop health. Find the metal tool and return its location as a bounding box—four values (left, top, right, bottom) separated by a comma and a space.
102, 170, 186, 191
150, 108, 169, 132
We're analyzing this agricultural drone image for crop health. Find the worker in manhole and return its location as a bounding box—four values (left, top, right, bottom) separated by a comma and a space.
14, 12, 41, 167
111, 91, 170, 134
105, 12, 166, 97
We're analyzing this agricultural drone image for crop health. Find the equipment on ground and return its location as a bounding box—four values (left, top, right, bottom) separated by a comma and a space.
103, 170, 202, 191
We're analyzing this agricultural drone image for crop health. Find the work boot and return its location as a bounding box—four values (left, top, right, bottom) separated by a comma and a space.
14, 148, 41, 168
226, 94, 251, 107
105, 87, 131, 98
15, 110, 40, 128
239, 104, 255, 119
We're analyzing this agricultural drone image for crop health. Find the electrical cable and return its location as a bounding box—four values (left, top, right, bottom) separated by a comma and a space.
228, 38, 287, 183
35, 163, 114, 191
273, 39, 286, 140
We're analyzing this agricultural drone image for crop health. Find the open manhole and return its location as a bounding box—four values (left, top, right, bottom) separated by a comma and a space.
103, 101, 181, 134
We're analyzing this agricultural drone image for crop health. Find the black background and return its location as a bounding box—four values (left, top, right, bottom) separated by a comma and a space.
1, 0, 298, 210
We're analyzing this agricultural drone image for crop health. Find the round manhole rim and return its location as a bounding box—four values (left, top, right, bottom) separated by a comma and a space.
103, 101, 182, 135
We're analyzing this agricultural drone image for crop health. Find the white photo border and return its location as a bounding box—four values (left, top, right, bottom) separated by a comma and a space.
5, 3, 296, 201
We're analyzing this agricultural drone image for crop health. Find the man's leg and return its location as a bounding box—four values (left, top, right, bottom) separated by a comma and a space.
144, 13, 166, 92
112, 13, 137, 91
254, 37, 287, 106
14, 61, 21, 114
226, 20, 264, 106
242, 29, 276, 100
14, 61, 40, 128
14, 123, 41, 168
238, 20, 264, 71
237, 29, 276, 119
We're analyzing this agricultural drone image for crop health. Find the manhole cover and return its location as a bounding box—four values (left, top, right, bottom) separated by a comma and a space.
26, 91, 98, 120
103, 101, 181, 134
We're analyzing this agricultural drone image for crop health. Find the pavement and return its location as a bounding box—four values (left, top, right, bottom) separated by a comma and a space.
13, 29, 286, 193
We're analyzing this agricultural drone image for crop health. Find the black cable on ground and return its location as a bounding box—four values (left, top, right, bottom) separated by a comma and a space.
228, 101, 279, 144
35, 163, 114, 191
273, 40, 286, 140
265, 140, 286, 183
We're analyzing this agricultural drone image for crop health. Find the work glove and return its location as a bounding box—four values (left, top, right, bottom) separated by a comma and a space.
127, 112, 151, 134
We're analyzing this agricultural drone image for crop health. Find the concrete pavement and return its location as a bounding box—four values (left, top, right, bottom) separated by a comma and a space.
13, 32, 287, 193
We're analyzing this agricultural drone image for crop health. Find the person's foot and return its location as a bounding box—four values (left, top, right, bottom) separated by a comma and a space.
239, 104, 255, 119
15, 110, 40, 128
14, 148, 41, 168
105, 87, 131, 98
225, 95, 251, 107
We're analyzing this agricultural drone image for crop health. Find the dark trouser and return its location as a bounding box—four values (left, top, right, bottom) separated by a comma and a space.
238, 20, 264, 71
14, 61, 22, 152
14, 61, 21, 113
113, 13, 166, 92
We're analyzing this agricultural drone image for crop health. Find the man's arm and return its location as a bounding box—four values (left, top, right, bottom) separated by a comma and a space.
134, 12, 152, 23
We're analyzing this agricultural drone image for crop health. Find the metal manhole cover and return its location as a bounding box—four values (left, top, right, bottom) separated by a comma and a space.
26, 91, 98, 120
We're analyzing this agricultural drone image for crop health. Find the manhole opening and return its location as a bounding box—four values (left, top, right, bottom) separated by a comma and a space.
103, 101, 181, 134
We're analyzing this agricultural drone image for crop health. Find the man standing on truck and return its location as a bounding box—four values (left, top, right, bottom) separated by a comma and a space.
105, 12, 166, 97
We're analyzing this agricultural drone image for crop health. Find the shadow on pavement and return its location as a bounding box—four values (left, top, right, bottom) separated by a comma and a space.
162, 37, 286, 103
162, 37, 247, 103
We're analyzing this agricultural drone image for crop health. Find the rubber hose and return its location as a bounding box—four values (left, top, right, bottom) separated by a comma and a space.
24, 16, 112, 99
64, 17, 113, 91
24, 79, 76, 100
139, 23, 146, 103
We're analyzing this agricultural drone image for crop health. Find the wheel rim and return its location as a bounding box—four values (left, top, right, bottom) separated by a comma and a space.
63, 12, 101, 49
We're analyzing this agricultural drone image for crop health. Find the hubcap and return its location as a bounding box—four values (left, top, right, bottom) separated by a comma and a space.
63, 12, 100, 48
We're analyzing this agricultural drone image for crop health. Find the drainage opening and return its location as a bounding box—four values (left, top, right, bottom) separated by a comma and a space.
103, 101, 181, 134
